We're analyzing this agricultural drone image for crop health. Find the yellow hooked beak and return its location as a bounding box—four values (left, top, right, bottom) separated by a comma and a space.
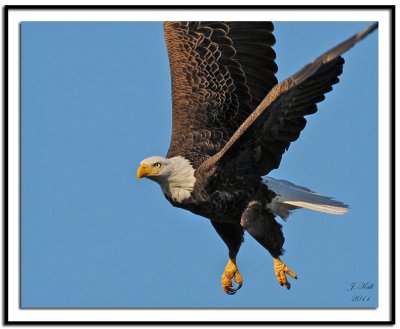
137, 164, 153, 181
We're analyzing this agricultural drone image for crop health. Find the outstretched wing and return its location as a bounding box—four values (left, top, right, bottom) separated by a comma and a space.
201, 23, 378, 175
164, 21, 277, 168
250, 56, 344, 174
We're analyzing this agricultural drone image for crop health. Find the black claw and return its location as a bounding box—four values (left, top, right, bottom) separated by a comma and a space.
225, 282, 242, 295
226, 287, 236, 295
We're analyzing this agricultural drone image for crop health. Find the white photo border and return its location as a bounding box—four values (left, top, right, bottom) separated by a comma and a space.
5, 5, 394, 324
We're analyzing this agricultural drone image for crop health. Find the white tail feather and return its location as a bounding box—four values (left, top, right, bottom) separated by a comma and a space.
264, 177, 349, 220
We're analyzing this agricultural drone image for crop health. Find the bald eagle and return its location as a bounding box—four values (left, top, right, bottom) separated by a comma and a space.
137, 22, 377, 294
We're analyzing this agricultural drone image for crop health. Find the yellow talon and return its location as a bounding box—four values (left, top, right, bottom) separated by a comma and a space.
221, 258, 243, 295
274, 257, 297, 289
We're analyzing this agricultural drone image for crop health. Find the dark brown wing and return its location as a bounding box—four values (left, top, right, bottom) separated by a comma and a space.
164, 21, 277, 168
250, 57, 344, 174
200, 22, 378, 175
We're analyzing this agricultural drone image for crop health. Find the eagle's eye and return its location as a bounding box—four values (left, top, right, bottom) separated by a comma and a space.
154, 162, 162, 168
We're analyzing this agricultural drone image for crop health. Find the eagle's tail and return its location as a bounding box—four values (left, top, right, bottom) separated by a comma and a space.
264, 177, 349, 220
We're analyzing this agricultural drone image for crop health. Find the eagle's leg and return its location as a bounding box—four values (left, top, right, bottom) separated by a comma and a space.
221, 257, 243, 295
241, 200, 297, 289
211, 221, 244, 295
273, 257, 297, 289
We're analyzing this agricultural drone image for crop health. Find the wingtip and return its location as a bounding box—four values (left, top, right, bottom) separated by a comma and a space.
371, 22, 379, 31
357, 22, 379, 40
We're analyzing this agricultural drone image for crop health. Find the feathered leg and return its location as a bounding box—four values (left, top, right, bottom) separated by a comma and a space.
241, 201, 297, 289
211, 221, 244, 295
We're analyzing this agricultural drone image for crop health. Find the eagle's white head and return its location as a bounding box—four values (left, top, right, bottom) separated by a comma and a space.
137, 156, 196, 203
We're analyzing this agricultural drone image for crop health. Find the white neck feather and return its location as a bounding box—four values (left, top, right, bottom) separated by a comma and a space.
160, 156, 196, 203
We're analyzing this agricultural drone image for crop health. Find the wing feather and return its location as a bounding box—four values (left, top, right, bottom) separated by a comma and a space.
250, 57, 344, 174
199, 23, 378, 175
164, 21, 278, 168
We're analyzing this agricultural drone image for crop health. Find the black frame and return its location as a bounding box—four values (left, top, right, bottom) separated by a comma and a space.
3, 5, 395, 325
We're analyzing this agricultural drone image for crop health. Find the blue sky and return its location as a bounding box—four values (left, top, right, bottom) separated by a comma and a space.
21, 21, 378, 308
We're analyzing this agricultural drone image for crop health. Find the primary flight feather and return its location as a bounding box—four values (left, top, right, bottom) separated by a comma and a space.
137, 21, 377, 294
